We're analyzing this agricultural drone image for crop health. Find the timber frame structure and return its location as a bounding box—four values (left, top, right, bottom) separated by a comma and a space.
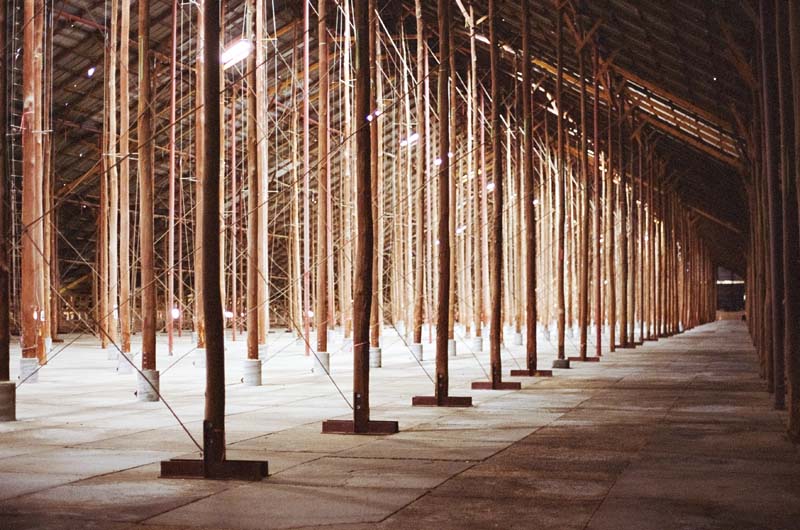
0, 0, 798, 445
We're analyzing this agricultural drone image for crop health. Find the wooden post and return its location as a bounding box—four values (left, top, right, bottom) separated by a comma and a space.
166, 0, 178, 356
107, 0, 120, 350
592, 47, 602, 356
618, 99, 629, 347
512, 0, 550, 377
606, 82, 616, 352
138, 0, 157, 377
472, 0, 521, 391
553, 5, 569, 367
322, 0, 398, 435
576, 34, 591, 361
413, 0, 471, 406
369, 0, 381, 352
316, 0, 330, 361
302, 0, 311, 355
760, 0, 784, 407
0, 0, 11, 398
470, 7, 483, 345
119, 0, 132, 354
787, 0, 800, 442
246, 13, 260, 363
230, 86, 238, 342
412, 0, 426, 354
195, 0, 206, 350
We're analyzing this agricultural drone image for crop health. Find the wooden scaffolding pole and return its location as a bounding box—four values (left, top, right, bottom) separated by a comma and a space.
302, 0, 311, 355
195, 0, 206, 350
469, 6, 483, 345
413, 0, 471, 406
322, 0, 397, 435
576, 34, 592, 361
606, 82, 616, 352
107, 0, 120, 350
255, 0, 269, 345
246, 7, 260, 364
592, 47, 602, 356
412, 0, 426, 352
473, 0, 521, 391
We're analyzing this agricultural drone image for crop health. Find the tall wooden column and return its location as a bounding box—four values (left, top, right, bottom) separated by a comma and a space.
119, 0, 132, 354
592, 47, 603, 357
161, 0, 267, 479
787, 0, 800, 442
576, 35, 592, 362
413, 0, 472, 406
472, 0, 521, 391
137, 0, 158, 398
246, 9, 260, 364
512, 0, 550, 378
412, 0, 426, 353
316, 0, 330, 360
0, 0, 14, 420
760, 0, 784, 407
322, 0, 398, 435
553, 5, 569, 368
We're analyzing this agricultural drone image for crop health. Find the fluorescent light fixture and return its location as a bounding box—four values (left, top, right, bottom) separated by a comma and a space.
87, 66, 96, 77
221, 39, 254, 69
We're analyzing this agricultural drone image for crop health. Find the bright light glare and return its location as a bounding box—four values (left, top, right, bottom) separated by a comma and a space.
221, 39, 254, 69
87, 66, 96, 77
171, 308, 181, 320
400, 132, 419, 147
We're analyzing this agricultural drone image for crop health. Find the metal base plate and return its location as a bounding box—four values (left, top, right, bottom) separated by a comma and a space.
321, 419, 399, 435
567, 356, 601, 362
509, 369, 553, 377
552, 359, 571, 369
471, 381, 522, 390
411, 395, 472, 407
616, 343, 637, 349
160, 458, 268, 481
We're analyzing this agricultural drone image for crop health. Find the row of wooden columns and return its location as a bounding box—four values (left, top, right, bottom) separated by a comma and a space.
746, 0, 800, 442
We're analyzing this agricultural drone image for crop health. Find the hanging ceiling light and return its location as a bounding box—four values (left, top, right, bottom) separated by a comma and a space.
221, 38, 254, 70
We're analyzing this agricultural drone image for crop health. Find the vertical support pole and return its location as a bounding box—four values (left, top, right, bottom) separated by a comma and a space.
0, 0, 15, 420
137, 0, 158, 401
606, 83, 616, 352
119, 0, 131, 355
412, 0, 426, 357
787, 0, 800, 441
230, 86, 237, 341
577, 35, 591, 361
195, 0, 206, 352
553, 5, 569, 368
618, 100, 629, 347
470, 7, 483, 347
166, 0, 178, 356
246, 4, 260, 366
302, 0, 311, 356
592, 47, 602, 356
472, 0, 521, 391
202, 0, 225, 466
413, 0, 471, 406
369, 0, 381, 355
322, 0, 397, 435
512, 0, 550, 378
106, 0, 119, 353
760, 0, 783, 407
316, 0, 330, 368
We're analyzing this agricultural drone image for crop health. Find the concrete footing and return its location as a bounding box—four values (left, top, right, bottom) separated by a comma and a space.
19, 357, 39, 383
369, 347, 382, 368
258, 344, 268, 360
44, 337, 53, 354
313, 351, 330, 374
116, 352, 134, 374
137, 369, 160, 402
0, 381, 16, 421
193, 348, 206, 368
513, 333, 523, 346
552, 358, 571, 369
448, 339, 457, 358
410, 343, 423, 361
243, 359, 262, 386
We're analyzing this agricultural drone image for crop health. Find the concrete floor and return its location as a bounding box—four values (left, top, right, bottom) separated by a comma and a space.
1, 320, 798, 529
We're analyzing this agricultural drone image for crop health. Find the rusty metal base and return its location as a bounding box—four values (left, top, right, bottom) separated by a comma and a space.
160, 458, 268, 481
471, 381, 522, 390
411, 395, 472, 407
509, 369, 553, 377
567, 356, 601, 362
321, 419, 399, 435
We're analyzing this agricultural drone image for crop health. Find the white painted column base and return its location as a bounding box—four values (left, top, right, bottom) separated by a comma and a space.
513, 332, 523, 346
19, 358, 39, 384
0, 381, 16, 421
44, 338, 53, 354
369, 347, 382, 368
137, 369, 160, 402
448, 339, 457, 358
117, 352, 134, 374
313, 351, 330, 374
258, 344, 268, 360
242, 359, 262, 386
410, 343, 423, 361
